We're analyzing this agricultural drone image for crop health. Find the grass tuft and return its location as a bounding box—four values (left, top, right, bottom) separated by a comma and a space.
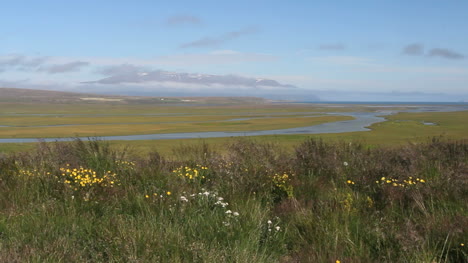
0, 137, 466, 262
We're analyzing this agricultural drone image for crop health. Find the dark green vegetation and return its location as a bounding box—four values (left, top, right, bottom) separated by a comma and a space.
0, 138, 466, 262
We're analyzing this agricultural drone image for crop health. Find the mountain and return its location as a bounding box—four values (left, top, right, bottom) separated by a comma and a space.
85, 70, 297, 89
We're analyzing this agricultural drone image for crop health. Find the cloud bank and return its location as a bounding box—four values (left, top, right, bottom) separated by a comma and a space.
180, 27, 259, 48
402, 44, 465, 59
428, 48, 465, 59
86, 65, 296, 89
39, 61, 89, 74
0, 54, 48, 71
402, 44, 424, 55
0, 54, 89, 73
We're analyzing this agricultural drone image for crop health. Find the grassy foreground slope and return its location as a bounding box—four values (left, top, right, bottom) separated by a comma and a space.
0, 138, 466, 262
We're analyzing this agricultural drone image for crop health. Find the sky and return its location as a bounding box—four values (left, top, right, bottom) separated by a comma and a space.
1, 0, 467, 101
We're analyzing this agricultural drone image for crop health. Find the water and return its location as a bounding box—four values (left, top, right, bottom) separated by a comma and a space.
297, 101, 468, 106
422, 122, 436, 126
0, 105, 466, 144
0, 112, 386, 143
0, 116, 303, 128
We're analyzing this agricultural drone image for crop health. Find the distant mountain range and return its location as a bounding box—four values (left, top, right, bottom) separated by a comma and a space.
85, 70, 297, 89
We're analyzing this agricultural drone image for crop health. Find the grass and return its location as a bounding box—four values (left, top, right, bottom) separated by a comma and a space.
88, 110, 468, 155
0, 115, 255, 126
1, 110, 467, 156
0, 115, 353, 138
0, 138, 466, 262
0, 101, 378, 115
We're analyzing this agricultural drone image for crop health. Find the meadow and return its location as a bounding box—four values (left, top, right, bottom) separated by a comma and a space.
0, 102, 467, 262
1, 103, 466, 155
0, 137, 466, 262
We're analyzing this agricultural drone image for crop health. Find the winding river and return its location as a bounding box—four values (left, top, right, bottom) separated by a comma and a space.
0, 105, 466, 144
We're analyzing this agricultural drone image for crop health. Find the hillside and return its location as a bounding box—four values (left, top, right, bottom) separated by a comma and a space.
0, 87, 269, 105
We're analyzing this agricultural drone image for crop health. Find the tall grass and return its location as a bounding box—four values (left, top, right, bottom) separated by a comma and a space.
0, 137, 466, 262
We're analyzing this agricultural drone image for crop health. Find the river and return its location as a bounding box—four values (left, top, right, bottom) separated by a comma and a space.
0, 105, 466, 143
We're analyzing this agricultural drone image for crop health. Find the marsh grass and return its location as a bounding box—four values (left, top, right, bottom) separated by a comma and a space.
0, 138, 466, 262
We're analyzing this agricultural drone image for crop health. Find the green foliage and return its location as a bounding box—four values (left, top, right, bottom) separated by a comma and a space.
0, 138, 466, 262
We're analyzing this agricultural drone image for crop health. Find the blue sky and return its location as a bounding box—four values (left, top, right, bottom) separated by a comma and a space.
1, 0, 467, 101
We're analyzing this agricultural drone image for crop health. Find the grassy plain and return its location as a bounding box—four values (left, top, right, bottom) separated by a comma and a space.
0, 102, 361, 138
0, 115, 352, 138
0, 99, 467, 261
0, 102, 467, 155
104, 110, 468, 155
0, 138, 466, 262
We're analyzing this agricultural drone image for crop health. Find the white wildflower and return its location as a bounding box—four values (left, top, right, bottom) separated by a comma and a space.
203, 191, 210, 196
267, 220, 272, 225
343, 161, 348, 166
225, 210, 232, 214
217, 197, 224, 201
180, 196, 188, 202
275, 226, 280, 231
233, 212, 239, 216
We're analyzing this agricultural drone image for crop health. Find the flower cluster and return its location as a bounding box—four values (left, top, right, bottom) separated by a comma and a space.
172, 164, 208, 181
115, 160, 136, 170
341, 193, 354, 212
178, 189, 240, 226
214, 196, 229, 208
59, 165, 118, 190
272, 172, 294, 198
267, 219, 281, 232
144, 191, 172, 199
223, 209, 240, 226
376, 176, 426, 187
17, 169, 50, 178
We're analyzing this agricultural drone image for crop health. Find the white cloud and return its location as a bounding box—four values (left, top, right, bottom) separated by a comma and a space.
307, 55, 468, 75
48, 50, 276, 68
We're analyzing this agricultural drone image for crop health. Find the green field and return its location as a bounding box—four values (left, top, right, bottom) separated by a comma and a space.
1, 102, 466, 155
0, 115, 352, 138
0, 137, 466, 262
0, 101, 467, 261
107, 110, 468, 155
